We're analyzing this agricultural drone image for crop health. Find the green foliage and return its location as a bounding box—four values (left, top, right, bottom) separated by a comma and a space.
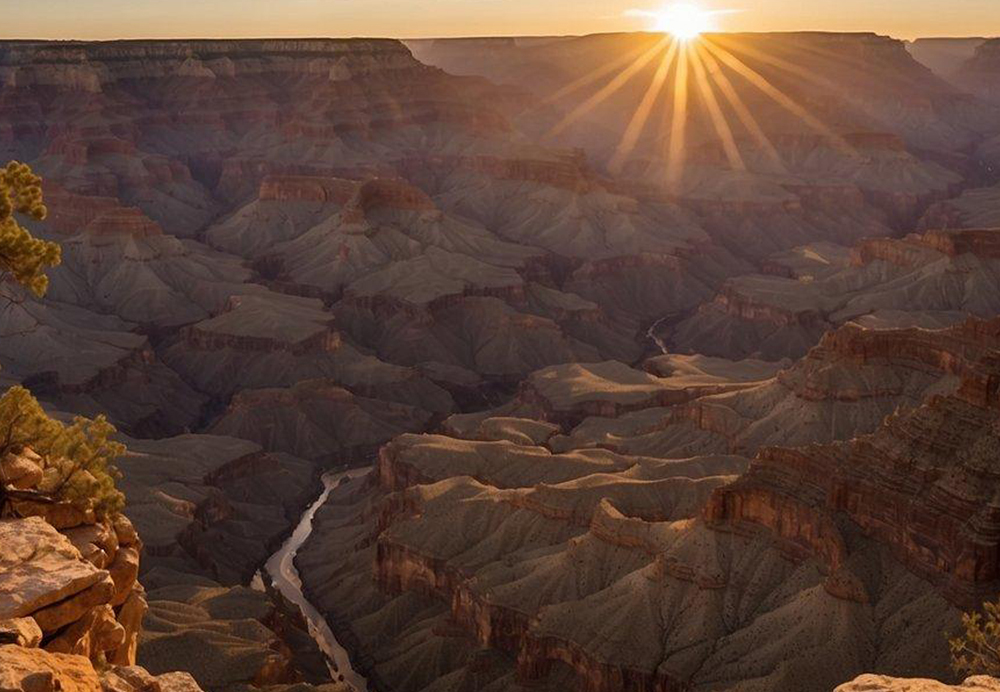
0, 386, 126, 516
0, 165, 123, 517
950, 597, 1000, 676
0, 161, 61, 296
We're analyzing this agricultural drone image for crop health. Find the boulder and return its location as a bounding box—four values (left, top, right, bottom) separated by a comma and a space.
0, 518, 106, 622
108, 588, 147, 667
63, 523, 118, 570
835, 675, 1000, 692
108, 548, 140, 606
0, 645, 101, 692
1, 450, 43, 490
46, 605, 126, 660
0, 619, 43, 648
31, 575, 115, 634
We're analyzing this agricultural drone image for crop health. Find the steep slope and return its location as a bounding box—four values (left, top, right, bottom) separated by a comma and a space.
908, 38, 988, 78
955, 39, 1000, 105
672, 227, 1000, 360
299, 317, 1000, 692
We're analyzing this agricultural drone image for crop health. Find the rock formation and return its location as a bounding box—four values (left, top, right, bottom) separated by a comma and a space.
297, 316, 1000, 691
672, 228, 1000, 360
837, 676, 1000, 692
955, 39, 1000, 105
0, 447, 204, 692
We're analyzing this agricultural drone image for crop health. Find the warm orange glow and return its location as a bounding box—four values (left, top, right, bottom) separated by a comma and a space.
693, 42, 785, 170
652, 4, 715, 40
530, 9, 871, 191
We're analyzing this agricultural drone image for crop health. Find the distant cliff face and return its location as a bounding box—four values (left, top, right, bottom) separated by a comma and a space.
955, 38, 1000, 105
0, 39, 416, 91
907, 38, 987, 77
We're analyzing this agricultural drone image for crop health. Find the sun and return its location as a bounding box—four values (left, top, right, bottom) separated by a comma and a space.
652, 3, 714, 40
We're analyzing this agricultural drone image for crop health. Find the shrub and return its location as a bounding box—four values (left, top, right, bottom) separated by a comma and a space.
950, 597, 1000, 677
0, 386, 126, 516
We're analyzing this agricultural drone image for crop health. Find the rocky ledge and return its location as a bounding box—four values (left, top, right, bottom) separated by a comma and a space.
0, 444, 202, 692
0, 645, 203, 692
836, 676, 1000, 692
1, 447, 144, 669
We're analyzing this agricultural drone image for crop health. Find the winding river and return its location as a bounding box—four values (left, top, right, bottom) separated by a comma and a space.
264, 467, 370, 691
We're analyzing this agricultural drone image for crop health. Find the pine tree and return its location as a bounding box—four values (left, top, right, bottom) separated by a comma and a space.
0, 161, 61, 296
0, 386, 125, 516
0, 162, 125, 517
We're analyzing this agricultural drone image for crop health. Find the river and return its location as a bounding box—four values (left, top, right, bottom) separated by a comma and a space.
262, 467, 371, 691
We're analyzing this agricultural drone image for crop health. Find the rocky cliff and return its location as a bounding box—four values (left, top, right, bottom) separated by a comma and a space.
672, 227, 1000, 360
706, 324, 1000, 607
0, 445, 199, 692
955, 39, 1000, 105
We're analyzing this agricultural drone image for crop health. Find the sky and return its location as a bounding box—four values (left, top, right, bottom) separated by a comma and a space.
3, 0, 999, 41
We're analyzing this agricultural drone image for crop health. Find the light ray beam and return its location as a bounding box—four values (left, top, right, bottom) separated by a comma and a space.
695, 41, 785, 170
609, 39, 680, 173
688, 41, 746, 172
702, 38, 855, 156
546, 38, 669, 138
666, 42, 691, 190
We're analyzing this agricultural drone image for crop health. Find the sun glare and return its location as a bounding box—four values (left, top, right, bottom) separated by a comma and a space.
653, 4, 714, 40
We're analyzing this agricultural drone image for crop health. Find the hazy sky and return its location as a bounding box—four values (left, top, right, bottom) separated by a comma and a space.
4, 0, 999, 41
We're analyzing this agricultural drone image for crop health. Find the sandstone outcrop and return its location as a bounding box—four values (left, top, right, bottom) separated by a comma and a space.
0, 497, 144, 668
836, 676, 1000, 692
0, 644, 206, 692
0, 439, 211, 692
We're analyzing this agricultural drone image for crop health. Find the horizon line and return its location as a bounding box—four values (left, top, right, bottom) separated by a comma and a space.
0, 30, 996, 44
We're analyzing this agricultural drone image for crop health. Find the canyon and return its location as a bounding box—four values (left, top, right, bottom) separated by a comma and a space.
0, 27, 999, 692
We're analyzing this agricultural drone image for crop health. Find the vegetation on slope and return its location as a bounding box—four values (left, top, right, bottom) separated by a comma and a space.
0, 161, 125, 517
951, 597, 1000, 677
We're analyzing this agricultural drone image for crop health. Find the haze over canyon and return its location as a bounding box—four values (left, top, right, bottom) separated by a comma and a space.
1, 11, 1000, 692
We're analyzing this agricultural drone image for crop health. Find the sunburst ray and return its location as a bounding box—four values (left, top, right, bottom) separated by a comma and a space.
665, 42, 691, 189
541, 39, 660, 106
702, 38, 855, 156
694, 41, 785, 170
609, 39, 680, 173
547, 38, 669, 139
688, 41, 746, 172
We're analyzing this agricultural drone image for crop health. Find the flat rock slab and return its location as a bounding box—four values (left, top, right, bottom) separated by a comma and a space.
0, 644, 101, 692
836, 676, 1000, 692
0, 518, 106, 620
